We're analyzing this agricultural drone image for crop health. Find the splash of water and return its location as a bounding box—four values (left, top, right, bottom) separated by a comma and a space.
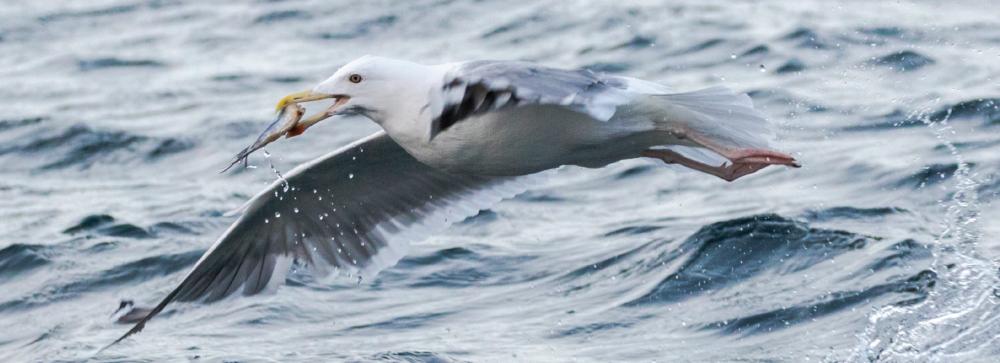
262, 150, 290, 193
848, 104, 1000, 362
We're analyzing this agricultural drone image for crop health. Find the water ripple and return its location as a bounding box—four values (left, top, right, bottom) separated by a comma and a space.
626, 214, 877, 306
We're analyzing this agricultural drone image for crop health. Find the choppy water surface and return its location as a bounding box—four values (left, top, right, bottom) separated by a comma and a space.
1, 1, 999, 361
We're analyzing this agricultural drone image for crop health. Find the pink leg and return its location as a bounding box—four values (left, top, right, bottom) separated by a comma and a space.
683, 132, 801, 168
641, 148, 799, 182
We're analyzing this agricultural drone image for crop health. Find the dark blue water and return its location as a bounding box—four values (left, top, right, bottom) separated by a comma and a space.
1, 1, 998, 361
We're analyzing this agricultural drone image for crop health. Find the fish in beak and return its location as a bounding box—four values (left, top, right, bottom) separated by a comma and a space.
222, 90, 350, 172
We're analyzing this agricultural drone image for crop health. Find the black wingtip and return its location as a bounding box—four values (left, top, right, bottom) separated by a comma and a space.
97, 322, 145, 354
98, 277, 187, 354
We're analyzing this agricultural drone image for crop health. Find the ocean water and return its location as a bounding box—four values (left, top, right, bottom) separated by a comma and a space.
1, 0, 999, 361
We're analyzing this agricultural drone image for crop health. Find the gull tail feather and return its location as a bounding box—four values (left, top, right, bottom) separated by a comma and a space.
655, 86, 774, 149
645, 86, 779, 164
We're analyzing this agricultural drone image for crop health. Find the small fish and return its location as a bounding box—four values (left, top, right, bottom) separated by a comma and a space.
221, 102, 305, 173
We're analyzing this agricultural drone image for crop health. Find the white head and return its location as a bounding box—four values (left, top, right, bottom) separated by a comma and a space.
277, 56, 432, 129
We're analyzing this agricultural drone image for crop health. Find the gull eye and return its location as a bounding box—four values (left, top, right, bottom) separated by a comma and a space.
349, 74, 363, 83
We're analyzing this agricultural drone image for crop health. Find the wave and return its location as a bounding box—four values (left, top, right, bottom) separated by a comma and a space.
396, 245, 542, 289
252, 10, 311, 25
481, 13, 547, 40
0, 244, 52, 282
867, 50, 935, 72
344, 311, 453, 332
63, 214, 153, 239
624, 214, 928, 306
0, 117, 45, 132
896, 162, 972, 188
0, 249, 201, 313
77, 57, 165, 72
737, 44, 770, 59
802, 206, 908, 222
775, 58, 806, 74
368, 351, 464, 362
37, 4, 139, 23
704, 270, 934, 335
780, 27, 831, 49
317, 14, 398, 40
931, 98, 1000, 125
610, 35, 656, 50
0, 124, 193, 171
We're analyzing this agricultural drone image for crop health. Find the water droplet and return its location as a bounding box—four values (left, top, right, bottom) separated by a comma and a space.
275, 212, 281, 218
293, 207, 299, 214
264, 218, 269, 224
759, 64, 767, 72
261, 151, 290, 192
348, 173, 354, 179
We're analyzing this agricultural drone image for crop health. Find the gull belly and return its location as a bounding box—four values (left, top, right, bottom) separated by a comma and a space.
392, 104, 653, 176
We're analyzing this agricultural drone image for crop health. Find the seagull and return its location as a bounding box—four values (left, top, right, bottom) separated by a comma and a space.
105, 55, 799, 348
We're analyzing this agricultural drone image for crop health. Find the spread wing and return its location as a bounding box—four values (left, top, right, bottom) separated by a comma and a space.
107, 131, 536, 347
428, 60, 633, 138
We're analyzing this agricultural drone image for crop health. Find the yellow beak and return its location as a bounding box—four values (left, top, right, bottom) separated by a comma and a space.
274, 90, 335, 112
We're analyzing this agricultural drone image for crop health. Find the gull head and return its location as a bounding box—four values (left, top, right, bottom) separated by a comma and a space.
224, 56, 427, 171
284, 55, 426, 130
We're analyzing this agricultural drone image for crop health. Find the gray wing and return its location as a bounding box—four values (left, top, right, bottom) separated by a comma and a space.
108, 131, 534, 347
429, 60, 632, 138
